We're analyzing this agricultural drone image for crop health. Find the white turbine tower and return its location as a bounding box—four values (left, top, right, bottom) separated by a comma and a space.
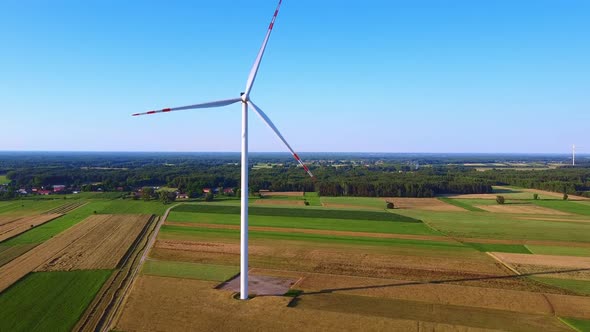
132, 0, 314, 300
573, 144, 576, 166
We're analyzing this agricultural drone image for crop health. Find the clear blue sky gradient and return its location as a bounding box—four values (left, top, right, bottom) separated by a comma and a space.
1, 0, 588, 153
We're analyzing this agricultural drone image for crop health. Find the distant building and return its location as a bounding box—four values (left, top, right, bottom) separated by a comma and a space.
38, 190, 52, 195
176, 193, 189, 199
53, 185, 66, 193
223, 188, 234, 194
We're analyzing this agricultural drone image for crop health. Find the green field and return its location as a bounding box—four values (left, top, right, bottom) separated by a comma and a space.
532, 200, 590, 216
465, 242, 532, 254
526, 245, 590, 257
304, 192, 321, 206
400, 210, 590, 243
0, 270, 112, 332
437, 198, 486, 212
0, 200, 69, 215
0, 175, 9, 184
142, 259, 239, 281
159, 225, 468, 251
168, 211, 437, 235
173, 203, 420, 222
560, 317, 590, 332
531, 277, 590, 296
0, 244, 37, 267
319, 196, 387, 209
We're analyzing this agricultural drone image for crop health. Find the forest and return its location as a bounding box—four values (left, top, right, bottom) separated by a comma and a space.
1, 152, 589, 199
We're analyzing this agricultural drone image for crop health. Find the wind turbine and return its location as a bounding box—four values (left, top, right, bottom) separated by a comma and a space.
132, 0, 314, 300
573, 144, 576, 166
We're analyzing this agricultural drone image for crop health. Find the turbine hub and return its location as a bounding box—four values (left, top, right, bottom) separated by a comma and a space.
240, 92, 248, 102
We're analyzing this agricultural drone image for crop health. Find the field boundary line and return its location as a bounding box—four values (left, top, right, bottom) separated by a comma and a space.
105, 203, 179, 332
486, 252, 521, 275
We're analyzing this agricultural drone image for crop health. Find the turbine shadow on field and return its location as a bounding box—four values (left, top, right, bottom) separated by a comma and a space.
297, 268, 590, 297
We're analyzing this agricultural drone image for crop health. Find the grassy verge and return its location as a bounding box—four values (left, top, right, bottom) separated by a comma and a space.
0, 270, 112, 332
437, 198, 486, 212
142, 259, 238, 281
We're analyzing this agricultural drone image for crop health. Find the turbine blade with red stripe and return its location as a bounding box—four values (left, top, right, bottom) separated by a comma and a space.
132, 97, 241, 116
248, 101, 313, 177
243, 0, 283, 98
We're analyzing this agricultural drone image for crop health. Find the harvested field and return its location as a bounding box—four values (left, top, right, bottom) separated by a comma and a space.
475, 204, 570, 215
253, 199, 305, 206
0, 214, 62, 242
260, 191, 303, 197
164, 221, 457, 243
74, 215, 158, 332
37, 214, 152, 271
115, 275, 502, 332
42, 201, 86, 214
293, 292, 570, 332
491, 253, 590, 269
0, 214, 107, 292
287, 271, 558, 315
382, 198, 466, 212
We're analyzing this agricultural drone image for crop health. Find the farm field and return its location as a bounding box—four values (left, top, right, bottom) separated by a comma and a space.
0, 270, 112, 331
114, 189, 590, 331
0, 187, 589, 331
0, 194, 159, 331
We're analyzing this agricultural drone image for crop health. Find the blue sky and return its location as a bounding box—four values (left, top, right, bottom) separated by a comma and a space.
1, 0, 588, 153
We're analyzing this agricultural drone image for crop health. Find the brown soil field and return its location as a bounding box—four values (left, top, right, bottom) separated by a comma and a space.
546, 293, 590, 319
0, 214, 62, 242
150, 239, 569, 293
37, 214, 152, 271
294, 292, 570, 332
164, 221, 458, 243
0, 215, 21, 226
0, 214, 108, 292
253, 199, 305, 206
491, 253, 590, 269
260, 191, 303, 197
475, 204, 570, 215
115, 275, 510, 332
382, 198, 466, 212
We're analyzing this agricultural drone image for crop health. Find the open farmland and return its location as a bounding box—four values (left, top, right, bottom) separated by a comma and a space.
0, 214, 62, 242
113, 195, 590, 331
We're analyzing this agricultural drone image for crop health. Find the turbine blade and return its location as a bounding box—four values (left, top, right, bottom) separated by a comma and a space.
243, 0, 283, 98
132, 97, 241, 116
248, 101, 314, 178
